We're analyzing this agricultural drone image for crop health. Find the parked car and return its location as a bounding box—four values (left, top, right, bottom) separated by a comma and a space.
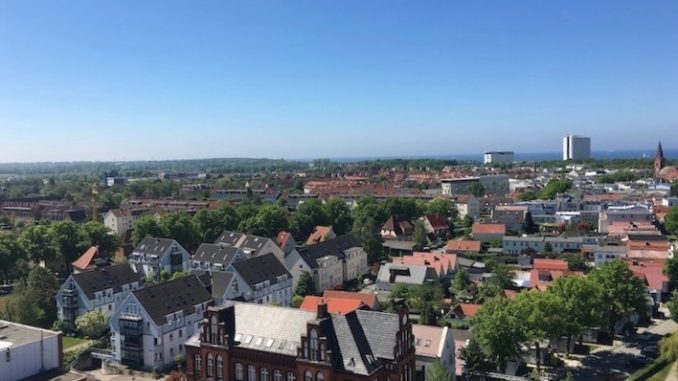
641, 345, 660, 358
625, 355, 652, 370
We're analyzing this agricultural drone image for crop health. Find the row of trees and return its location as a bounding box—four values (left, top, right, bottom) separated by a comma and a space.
518, 178, 573, 201
0, 220, 118, 281
467, 260, 648, 374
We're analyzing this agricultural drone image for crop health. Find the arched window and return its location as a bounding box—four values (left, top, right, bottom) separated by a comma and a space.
216, 355, 224, 379
261, 367, 270, 381
309, 329, 318, 360
235, 363, 244, 381
207, 353, 214, 378
248, 365, 256, 381
304, 370, 312, 381
273, 370, 282, 381
316, 372, 324, 381
194, 354, 202, 375
211, 315, 219, 344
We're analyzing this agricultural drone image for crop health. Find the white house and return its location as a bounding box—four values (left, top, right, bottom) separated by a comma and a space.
104, 209, 145, 237
110, 275, 212, 371
56, 264, 142, 331
412, 324, 456, 381
215, 231, 286, 262
129, 237, 191, 280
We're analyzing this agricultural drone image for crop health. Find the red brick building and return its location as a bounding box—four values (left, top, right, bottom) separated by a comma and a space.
185, 302, 415, 381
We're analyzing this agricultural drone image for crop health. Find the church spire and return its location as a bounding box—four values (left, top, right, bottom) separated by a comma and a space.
655, 141, 666, 179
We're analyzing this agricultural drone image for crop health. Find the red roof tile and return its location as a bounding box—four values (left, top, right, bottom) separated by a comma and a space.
299, 296, 365, 315
472, 223, 506, 235
72, 246, 100, 271
446, 240, 481, 253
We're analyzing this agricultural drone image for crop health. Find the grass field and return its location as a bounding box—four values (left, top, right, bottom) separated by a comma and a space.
62, 336, 91, 351
647, 361, 675, 381
0, 293, 17, 314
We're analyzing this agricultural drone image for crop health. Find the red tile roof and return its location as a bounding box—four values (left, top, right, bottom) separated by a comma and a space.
392, 252, 457, 276
276, 231, 293, 248
424, 214, 449, 230
446, 240, 481, 253
472, 223, 506, 235
72, 246, 100, 271
322, 290, 380, 309
533, 258, 569, 271
306, 226, 333, 245
299, 296, 365, 315
452, 303, 481, 318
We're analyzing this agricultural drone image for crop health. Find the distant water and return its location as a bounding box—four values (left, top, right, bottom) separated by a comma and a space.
324, 149, 678, 163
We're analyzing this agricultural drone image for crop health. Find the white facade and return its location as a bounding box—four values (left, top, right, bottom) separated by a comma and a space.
483, 151, 514, 165
412, 324, 456, 381
562, 135, 591, 161
0, 321, 62, 381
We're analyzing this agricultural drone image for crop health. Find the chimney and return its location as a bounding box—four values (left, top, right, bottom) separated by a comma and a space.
317, 300, 329, 319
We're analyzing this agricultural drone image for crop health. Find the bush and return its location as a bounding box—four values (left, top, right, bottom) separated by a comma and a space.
626, 358, 669, 381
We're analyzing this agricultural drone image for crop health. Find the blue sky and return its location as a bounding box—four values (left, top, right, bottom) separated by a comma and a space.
1, 1, 677, 162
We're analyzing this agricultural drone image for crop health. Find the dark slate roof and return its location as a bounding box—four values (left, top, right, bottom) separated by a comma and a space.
188, 269, 212, 289
133, 237, 179, 256
239, 235, 272, 252
132, 275, 212, 326
354, 309, 398, 360
72, 264, 141, 300
231, 253, 291, 289
215, 231, 244, 246
330, 312, 380, 375
297, 234, 362, 269
211, 271, 235, 299
191, 243, 241, 266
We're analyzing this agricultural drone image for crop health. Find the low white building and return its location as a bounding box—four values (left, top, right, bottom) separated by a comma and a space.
502, 235, 603, 255
104, 208, 145, 237
0, 321, 62, 381
483, 151, 514, 165
412, 324, 456, 381
129, 237, 191, 280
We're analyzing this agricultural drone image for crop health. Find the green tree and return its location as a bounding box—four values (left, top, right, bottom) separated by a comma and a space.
419, 302, 437, 326
514, 291, 565, 373
239, 205, 289, 237
291, 294, 304, 308
522, 211, 539, 234
323, 198, 353, 235
518, 191, 539, 201
425, 359, 452, 381
49, 221, 87, 270
0, 235, 24, 283
543, 242, 553, 254
666, 206, 678, 236
558, 252, 586, 271
459, 335, 491, 380
160, 213, 199, 251
294, 271, 316, 297
539, 179, 572, 200
590, 260, 648, 334
80, 221, 119, 254
463, 215, 474, 228
413, 220, 428, 246
453, 267, 471, 293
19, 224, 57, 264
667, 291, 678, 324
289, 199, 329, 238
24, 267, 60, 327
473, 297, 526, 372
425, 199, 458, 220
132, 215, 166, 246
192, 209, 224, 243
76, 310, 109, 338
664, 256, 678, 285
468, 183, 485, 197
0, 285, 44, 326
352, 215, 383, 263
382, 198, 422, 221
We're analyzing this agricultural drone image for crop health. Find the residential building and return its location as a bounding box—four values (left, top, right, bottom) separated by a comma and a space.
381, 215, 414, 240
446, 240, 481, 255
286, 235, 368, 292
452, 195, 480, 219
483, 151, 514, 165
471, 223, 506, 243
0, 320, 63, 381
229, 254, 293, 306
322, 290, 381, 311
56, 264, 142, 331
412, 324, 456, 381
129, 237, 191, 280
529, 259, 579, 289
299, 296, 367, 315
441, 175, 509, 196
582, 245, 628, 266
502, 235, 602, 255
626, 258, 670, 303
184, 302, 416, 381
216, 231, 286, 262
110, 275, 213, 370
420, 214, 449, 239
306, 225, 336, 245
276, 231, 297, 255
392, 252, 456, 278
449, 304, 481, 321
562, 135, 591, 161
491, 205, 528, 232
104, 208, 145, 237
190, 243, 246, 273
375, 263, 438, 291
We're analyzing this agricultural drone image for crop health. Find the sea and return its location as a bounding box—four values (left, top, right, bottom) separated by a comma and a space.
323, 149, 678, 163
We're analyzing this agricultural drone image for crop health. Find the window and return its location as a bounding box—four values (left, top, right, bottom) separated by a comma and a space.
287, 372, 296, 381
316, 372, 324, 381
248, 365, 256, 381
309, 329, 318, 360
235, 363, 244, 381
211, 315, 218, 344
169, 333, 173, 342
207, 354, 214, 378
179, 329, 183, 338
261, 367, 270, 381
304, 370, 312, 381
216, 355, 224, 379
274, 370, 282, 381
194, 354, 202, 375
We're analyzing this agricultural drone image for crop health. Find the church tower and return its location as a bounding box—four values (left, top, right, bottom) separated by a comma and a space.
655, 141, 666, 179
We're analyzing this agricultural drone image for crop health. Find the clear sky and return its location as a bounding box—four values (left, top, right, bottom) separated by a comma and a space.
1, 1, 677, 162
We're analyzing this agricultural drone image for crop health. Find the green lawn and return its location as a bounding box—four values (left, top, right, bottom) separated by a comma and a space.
62, 336, 90, 351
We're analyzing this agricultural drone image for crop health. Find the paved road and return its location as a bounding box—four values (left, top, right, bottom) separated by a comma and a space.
562, 318, 678, 381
